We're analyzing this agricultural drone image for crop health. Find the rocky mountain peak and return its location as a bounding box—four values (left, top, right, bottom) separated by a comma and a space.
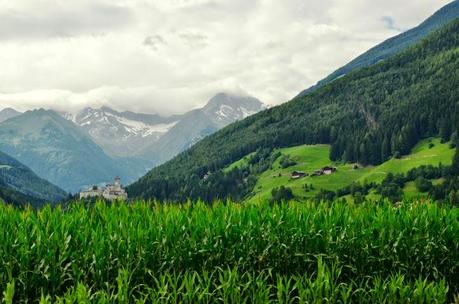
202, 92, 266, 126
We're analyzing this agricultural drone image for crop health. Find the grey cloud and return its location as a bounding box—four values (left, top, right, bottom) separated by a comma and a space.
0, 0, 451, 115
0, 4, 133, 40
143, 35, 166, 51
381, 16, 402, 31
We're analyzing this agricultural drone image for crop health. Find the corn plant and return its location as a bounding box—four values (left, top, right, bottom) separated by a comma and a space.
0, 199, 457, 302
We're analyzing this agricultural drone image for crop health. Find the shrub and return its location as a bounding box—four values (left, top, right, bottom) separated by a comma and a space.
270, 186, 294, 203
415, 176, 433, 192
279, 155, 297, 169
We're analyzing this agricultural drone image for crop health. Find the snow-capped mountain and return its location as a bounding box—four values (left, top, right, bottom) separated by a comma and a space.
61, 93, 265, 164
61, 106, 180, 157
139, 93, 266, 165
202, 93, 267, 128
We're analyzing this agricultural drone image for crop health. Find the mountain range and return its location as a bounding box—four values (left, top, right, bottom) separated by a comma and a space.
60, 92, 265, 164
128, 9, 459, 201
0, 109, 147, 193
0, 93, 264, 194
61, 106, 180, 158
140, 93, 265, 165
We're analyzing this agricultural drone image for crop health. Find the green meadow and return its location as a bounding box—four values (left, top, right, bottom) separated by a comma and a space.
239, 138, 454, 203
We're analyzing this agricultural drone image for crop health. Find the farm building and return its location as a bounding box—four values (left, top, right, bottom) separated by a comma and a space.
311, 166, 338, 177
291, 171, 307, 179
322, 166, 337, 175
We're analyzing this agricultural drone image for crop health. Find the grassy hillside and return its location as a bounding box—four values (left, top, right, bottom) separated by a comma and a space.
357, 138, 454, 183
1, 200, 457, 302
223, 152, 256, 172
244, 138, 454, 203
128, 18, 459, 203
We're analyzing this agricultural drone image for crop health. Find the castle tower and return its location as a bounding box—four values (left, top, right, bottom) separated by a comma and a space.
114, 176, 121, 188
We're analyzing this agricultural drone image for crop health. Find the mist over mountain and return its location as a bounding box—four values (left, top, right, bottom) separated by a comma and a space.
202, 93, 267, 128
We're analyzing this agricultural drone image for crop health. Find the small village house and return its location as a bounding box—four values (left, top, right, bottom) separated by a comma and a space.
291, 171, 306, 179
322, 166, 337, 175
311, 166, 338, 177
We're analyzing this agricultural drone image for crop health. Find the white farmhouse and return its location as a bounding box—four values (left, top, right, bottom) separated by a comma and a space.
79, 176, 128, 201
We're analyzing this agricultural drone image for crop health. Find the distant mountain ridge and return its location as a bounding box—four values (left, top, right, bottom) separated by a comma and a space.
0, 149, 67, 206
298, 0, 459, 97
62, 106, 180, 157
61, 93, 265, 165
139, 93, 266, 164
202, 93, 266, 127
0, 108, 21, 123
0, 109, 147, 192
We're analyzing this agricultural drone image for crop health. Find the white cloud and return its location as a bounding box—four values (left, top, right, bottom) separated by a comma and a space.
0, 0, 452, 115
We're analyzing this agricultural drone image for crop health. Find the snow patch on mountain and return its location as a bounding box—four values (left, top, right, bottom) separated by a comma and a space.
214, 105, 260, 122
215, 105, 233, 119
59, 107, 179, 157
104, 112, 178, 138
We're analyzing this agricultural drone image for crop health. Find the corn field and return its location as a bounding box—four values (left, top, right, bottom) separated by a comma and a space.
0, 200, 458, 303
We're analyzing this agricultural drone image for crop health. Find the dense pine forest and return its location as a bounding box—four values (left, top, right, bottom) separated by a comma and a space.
128, 19, 459, 202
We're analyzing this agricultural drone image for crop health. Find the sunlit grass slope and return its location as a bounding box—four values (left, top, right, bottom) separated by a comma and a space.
242, 138, 454, 203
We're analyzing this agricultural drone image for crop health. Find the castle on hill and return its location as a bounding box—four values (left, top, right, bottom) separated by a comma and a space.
79, 176, 128, 201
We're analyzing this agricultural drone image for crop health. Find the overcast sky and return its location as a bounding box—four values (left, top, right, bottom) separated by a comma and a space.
0, 0, 451, 115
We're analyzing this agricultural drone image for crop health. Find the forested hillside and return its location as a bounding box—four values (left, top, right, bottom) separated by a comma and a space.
128, 19, 459, 202
0, 150, 67, 207
298, 0, 459, 96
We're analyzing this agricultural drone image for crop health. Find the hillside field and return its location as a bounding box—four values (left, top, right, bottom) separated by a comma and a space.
235, 138, 455, 203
